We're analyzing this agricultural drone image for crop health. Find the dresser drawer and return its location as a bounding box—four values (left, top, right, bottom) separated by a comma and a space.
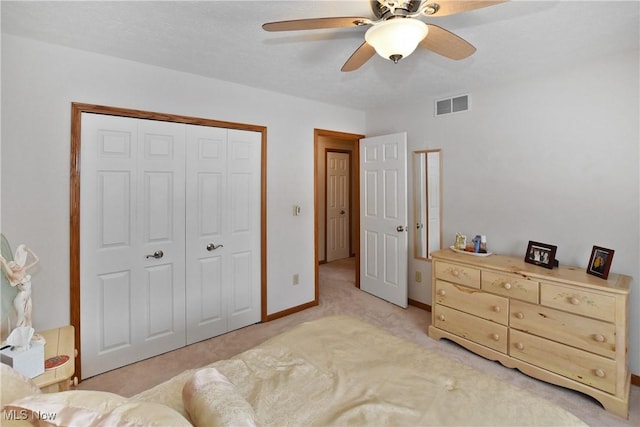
510, 330, 616, 394
434, 305, 508, 353
481, 270, 539, 303
435, 280, 508, 325
510, 300, 616, 359
540, 282, 615, 322
435, 261, 480, 289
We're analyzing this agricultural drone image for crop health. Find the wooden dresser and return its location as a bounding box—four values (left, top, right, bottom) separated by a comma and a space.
428, 249, 631, 418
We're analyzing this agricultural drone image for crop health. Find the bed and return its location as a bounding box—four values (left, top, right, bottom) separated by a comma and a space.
2, 315, 586, 426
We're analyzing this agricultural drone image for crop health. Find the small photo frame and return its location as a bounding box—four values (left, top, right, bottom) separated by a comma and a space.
587, 246, 614, 279
524, 241, 557, 269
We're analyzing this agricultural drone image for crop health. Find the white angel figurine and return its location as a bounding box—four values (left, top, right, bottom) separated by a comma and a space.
0, 244, 39, 329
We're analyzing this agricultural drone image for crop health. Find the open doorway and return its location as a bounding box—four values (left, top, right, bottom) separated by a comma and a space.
314, 129, 364, 296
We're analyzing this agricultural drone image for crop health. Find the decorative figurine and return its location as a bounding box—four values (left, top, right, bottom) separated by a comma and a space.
0, 244, 39, 329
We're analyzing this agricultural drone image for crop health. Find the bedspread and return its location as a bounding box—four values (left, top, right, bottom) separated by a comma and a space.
133, 315, 587, 426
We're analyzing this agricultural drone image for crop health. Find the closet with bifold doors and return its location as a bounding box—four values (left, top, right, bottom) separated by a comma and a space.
79, 112, 262, 379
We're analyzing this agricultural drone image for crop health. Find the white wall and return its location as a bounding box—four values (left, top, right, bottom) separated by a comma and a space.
366, 49, 640, 374
3, 33, 639, 375
0, 34, 366, 328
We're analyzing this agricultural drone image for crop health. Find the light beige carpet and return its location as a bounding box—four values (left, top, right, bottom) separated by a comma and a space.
77, 257, 638, 426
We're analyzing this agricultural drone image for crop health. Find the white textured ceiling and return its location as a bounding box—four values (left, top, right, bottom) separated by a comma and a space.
2, 1, 639, 110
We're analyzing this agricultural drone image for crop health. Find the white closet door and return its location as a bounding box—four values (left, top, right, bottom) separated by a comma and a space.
185, 125, 228, 343
185, 127, 261, 343
226, 129, 261, 331
80, 114, 186, 378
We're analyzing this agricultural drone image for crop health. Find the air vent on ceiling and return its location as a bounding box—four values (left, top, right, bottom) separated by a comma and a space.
435, 94, 470, 117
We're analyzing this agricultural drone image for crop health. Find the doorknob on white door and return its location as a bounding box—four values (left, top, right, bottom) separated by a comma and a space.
145, 250, 164, 259
396, 225, 407, 232
206, 243, 224, 251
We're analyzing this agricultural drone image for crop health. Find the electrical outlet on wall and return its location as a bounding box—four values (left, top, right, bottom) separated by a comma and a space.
293, 273, 299, 285
415, 271, 422, 283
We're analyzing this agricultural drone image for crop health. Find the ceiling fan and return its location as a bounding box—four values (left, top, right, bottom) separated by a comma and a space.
263, 0, 506, 72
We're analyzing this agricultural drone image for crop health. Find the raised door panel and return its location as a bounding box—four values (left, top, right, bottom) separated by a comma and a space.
99, 271, 132, 352
362, 167, 380, 282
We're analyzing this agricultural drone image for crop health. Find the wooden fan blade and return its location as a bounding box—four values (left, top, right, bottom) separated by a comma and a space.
426, 1, 507, 17
262, 17, 370, 32
420, 24, 476, 60
341, 42, 376, 72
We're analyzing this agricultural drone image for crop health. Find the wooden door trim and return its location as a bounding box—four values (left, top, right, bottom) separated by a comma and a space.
70, 102, 268, 380
314, 129, 364, 304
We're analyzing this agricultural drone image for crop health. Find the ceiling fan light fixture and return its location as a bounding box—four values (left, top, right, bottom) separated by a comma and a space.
365, 18, 428, 63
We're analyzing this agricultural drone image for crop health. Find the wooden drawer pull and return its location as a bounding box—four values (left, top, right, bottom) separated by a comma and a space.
515, 342, 525, 351
491, 333, 500, 341
514, 312, 524, 319
492, 305, 501, 313
593, 334, 606, 343
594, 369, 606, 378
438, 289, 446, 296
451, 269, 460, 277
438, 315, 445, 321
569, 296, 581, 305
503, 282, 512, 290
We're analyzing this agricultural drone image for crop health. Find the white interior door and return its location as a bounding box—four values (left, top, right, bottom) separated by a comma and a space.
225, 129, 262, 331
326, 151, 350, 262
185, 127, 261, 342
359, 132, 408, 308
80, 114, 186, 378
185, 125, 228, 343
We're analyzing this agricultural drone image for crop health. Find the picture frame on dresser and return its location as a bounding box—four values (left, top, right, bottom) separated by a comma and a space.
587, 245, 614, 279
524, 241, 556, 269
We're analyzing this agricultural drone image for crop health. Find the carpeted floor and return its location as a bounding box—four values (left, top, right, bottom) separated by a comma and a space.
77, 257, 638, 426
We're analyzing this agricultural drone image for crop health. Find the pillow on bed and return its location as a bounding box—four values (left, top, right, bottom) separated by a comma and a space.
1, 363, 42, 405
4, 390, 191, 426
182, 367, 259, 427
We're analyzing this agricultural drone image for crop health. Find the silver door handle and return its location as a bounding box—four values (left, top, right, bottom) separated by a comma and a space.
396, 225, 406, 232
206, 243, 224, 251
146, 250, 164, 259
